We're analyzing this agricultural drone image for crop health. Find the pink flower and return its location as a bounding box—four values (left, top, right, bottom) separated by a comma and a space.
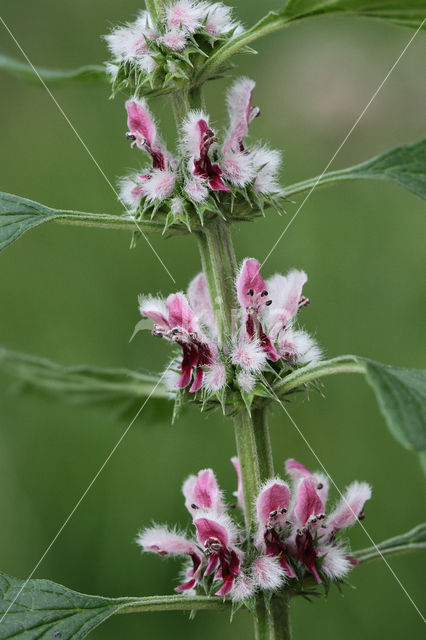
223, 77, 259, 155
126, 98, 173, 171
162, 28, 187, 51
166, 0, 206, 33
183, 468, 224, 516
231, 456, 244, 510
181, 111, 230, 192
255, 479, 296, 578
139, 292, 216, 392
194, 515, 242, 596
137, 526, 205, 591
205, 2, 240, 36
221, 78, 259, 186
235, 258, 319, 365
236, 258, 280, 362
138, 465, 246, 599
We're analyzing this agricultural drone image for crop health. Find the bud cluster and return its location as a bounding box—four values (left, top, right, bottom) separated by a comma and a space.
105, 1, 244, 97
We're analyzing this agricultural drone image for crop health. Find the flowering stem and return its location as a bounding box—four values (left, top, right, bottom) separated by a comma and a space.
197, 217, 292, 639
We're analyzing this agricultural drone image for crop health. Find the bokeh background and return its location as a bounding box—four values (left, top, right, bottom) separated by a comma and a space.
0, 1, 425, 638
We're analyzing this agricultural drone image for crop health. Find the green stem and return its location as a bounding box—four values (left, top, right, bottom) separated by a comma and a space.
274, 355, 366, 395
254, 594, 292, 640
252, 404, 274, 481
196, 220, 237, 343
233, 409, 262, 534
116, 594, 230, 614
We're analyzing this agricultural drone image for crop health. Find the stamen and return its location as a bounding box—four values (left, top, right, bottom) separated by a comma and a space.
269, 510, 278, 518
358, 511, 365, 521
265, 300, 272, 306
125, 133, 136, 141
191, 503, 199, 510
317, 482, 323, 490
247, 289, 254, 296
280, 508, 287, 514
261, 290, 268, 297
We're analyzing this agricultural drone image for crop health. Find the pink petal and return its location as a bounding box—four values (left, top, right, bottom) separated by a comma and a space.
183, 469, 222, 514
138, 295, 170, 328
137, 526, 199, 557
126, 99, 157, 149
326, 482, 372, 534
189, 367, 204, 392
166, 293, 198, 333
194, 517, 229, 547
236, 258, 268, 308
231, 457, 244, 510
294, 477, 324, 527
187, 273, 216, 337
256, 480, 291, 527
266, 270, 308, 335
285, 458, 312, 480
223, 77, 257, 154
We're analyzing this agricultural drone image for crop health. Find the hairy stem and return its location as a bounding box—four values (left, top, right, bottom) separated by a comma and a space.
255, 594, 292, 640
196, 220, 237, 342
274, 355, 366, 395
252, 404, 274, 481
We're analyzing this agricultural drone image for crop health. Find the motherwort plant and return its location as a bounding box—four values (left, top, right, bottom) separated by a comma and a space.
0, 1, 425, 639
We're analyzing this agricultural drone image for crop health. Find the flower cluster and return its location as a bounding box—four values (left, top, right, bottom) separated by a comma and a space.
105, 1, 243, 97
119, 77, 283, 232
137, 458, 371, 601
138, 257, 321, 405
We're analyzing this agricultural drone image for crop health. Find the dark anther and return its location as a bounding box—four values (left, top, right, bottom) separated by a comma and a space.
269, 510, 278, 518
229, 503, 237, 509
126, 133, 136, 141
317, 483, 323, 490
261, 290, 268, 297
358, 511, 365, 521
318, 514, 325, 520
247, 288, 254, 296
191, 503, 199, 510
265, 300, 272, 306
285, 520, 292, 525
280, 507, 287, 514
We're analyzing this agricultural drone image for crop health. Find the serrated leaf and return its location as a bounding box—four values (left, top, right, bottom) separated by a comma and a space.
0, 192, 183, 254
0, 53, 107, 85
0, 572, 228, 640
0, 348, 172, 424
354, 523, 426, 564
285, 138, 426, 201
274, 355, 426, 453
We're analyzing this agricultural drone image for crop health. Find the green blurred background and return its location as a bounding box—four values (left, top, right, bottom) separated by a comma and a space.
0, 1, 425, 638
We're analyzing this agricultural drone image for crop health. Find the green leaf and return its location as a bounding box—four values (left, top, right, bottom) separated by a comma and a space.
354, 523, 426, 564
0, 348, 172, 423
0, 52, 107, 85
274, 355, 426, 452
280, 0, 426, 29
285, 138, 426, 201
364, 360, 426, 451
193, 2, 425, 87
0, 192, 176, 254
0, 572, 228, 640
